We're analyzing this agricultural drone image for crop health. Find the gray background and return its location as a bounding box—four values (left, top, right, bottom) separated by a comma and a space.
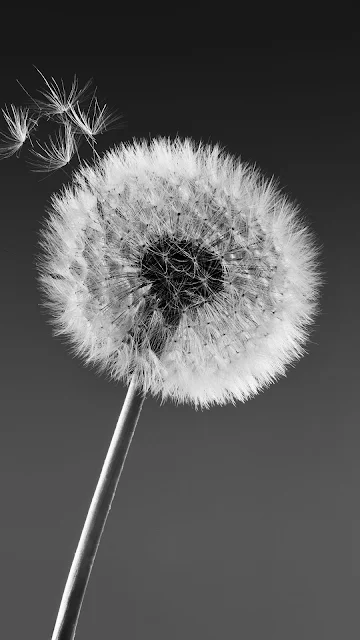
0, 43, 359, 639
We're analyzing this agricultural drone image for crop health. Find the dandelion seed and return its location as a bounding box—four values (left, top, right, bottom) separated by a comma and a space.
67, 95, 123, 140
27, 121, 79, 173
0, 104, 36, 159
32, 67, 93, 120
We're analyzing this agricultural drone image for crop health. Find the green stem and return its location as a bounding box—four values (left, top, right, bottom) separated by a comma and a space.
50, 375, 146, 640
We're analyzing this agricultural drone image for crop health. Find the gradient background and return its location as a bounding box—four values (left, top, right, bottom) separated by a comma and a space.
0, 44, 358, 639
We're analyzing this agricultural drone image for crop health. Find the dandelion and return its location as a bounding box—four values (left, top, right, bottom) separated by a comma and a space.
27, 121, 79, 173
35, 137, 323, 639
37, 137, 323, 409
0, 104, 36, 159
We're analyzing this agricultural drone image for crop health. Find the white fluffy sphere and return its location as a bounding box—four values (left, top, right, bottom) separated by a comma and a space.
36, 137, 323, 409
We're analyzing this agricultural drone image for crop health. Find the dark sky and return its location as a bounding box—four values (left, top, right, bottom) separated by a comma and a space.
0, 45, 359, 639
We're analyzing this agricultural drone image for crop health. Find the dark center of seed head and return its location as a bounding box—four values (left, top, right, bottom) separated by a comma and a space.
126, 235, 225, 360
140, 235, 225, 327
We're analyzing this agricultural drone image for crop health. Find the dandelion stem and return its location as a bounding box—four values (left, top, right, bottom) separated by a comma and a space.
50, 375, 146, 640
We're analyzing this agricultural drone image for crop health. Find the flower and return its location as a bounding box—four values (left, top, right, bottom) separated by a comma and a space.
35, 137, 323, 410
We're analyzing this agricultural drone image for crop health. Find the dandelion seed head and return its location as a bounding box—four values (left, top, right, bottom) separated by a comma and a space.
35, 137, 323, 410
